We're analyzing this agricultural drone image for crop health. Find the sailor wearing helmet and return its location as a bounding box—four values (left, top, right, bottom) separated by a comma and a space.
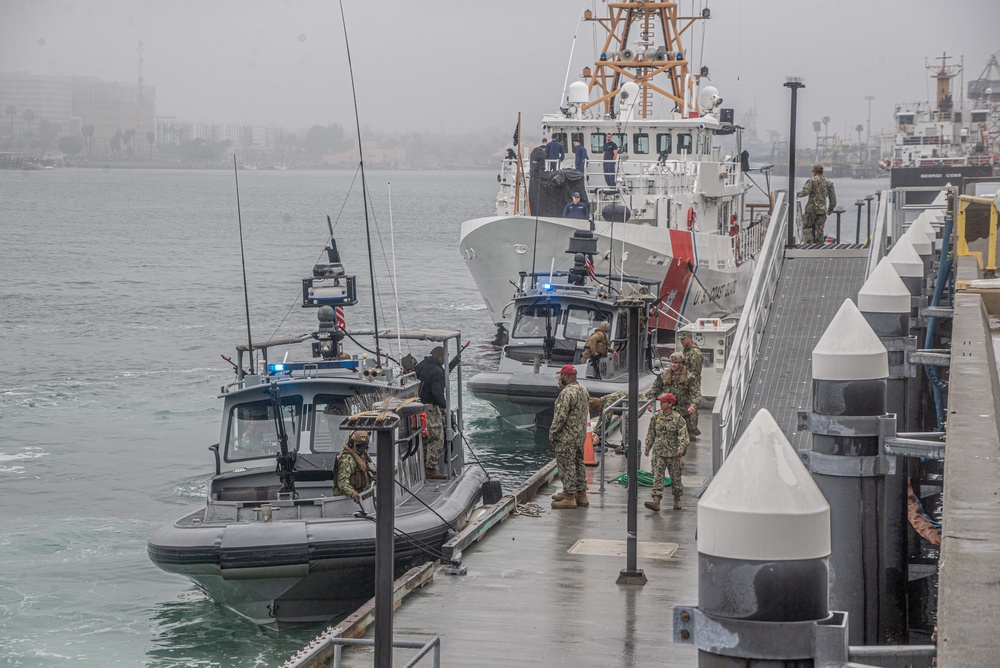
643, 393, 689, 511
644, 350, 702, 439
549, 364, 591, 509
332, 430, 374, 503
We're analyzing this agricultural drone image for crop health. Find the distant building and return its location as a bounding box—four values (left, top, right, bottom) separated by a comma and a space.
322, 140, 406, 168
0, 71, 153, 154
0, 71, 77, 135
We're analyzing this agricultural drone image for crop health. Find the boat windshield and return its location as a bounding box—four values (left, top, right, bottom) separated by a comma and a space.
312, 394, 368, 452
511, 303, 561, 339
225, 396, 302, 462
564, 305, 613, 341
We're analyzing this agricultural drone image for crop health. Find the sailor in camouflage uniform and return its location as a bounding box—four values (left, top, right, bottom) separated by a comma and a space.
332, 430, 374, 502
645, 351, 701, 439
796, 163, 837, 244
550, 364, 591, 509
679, 333, 703, 437
643, 394, 689, 511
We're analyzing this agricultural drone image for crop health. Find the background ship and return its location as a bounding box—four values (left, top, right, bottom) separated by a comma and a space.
887, 53, 996, 204
459, 2, 774, 343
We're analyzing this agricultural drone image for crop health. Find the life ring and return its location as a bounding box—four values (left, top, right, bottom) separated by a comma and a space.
686, 207, 696, 230
899, 123, 906, 132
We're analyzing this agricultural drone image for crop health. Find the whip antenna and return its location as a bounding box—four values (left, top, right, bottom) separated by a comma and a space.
233, 155, 255, 374
339, 0, 382, 366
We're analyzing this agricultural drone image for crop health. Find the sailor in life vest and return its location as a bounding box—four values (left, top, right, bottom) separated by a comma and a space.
333, 430, 374, 502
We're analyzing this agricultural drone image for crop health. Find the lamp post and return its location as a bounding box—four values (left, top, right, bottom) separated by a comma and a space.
784, 77, 805, 248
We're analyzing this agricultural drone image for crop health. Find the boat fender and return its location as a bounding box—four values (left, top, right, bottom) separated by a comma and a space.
481, 479, 503, 505
728, 215, 739, 237
687, 207, 696, 230
601, 203, 631, 223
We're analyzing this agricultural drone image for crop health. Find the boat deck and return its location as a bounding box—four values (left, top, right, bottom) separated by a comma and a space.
737, 248, 870, 449
285, 409, 714, 667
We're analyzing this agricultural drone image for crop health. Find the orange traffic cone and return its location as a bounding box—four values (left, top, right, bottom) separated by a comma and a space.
583, 419, 597, 466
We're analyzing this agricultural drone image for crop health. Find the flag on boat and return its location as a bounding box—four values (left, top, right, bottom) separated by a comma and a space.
334, 306, 346, 331
584, 255, 596, 281
512, 124, 519, 147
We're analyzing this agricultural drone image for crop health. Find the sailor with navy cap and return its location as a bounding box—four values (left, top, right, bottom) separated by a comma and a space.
562, 191, 590, 220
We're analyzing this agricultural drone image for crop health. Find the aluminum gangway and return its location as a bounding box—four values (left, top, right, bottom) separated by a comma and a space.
710, 188, 914, 473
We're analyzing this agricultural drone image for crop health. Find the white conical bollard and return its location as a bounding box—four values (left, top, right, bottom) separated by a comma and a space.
858, 257, 911, 338
674, 409, 835, 664
807, 299, 905, 644
886, 235, 924, 299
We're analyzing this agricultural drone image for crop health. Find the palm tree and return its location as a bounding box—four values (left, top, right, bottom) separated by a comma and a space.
109, 129, 123, 160
5, 104, 15, 136
81, 125, 94, 157
21, 109, 35, 137
123, 128, 136, 159
146, 130, 155, 161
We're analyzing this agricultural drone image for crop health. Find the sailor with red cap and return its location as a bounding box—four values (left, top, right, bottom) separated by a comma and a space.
643, 392, 690, 511
549, 364, 591, 509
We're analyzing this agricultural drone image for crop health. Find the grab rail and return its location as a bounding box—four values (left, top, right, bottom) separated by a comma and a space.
710, 191, 789, 473
865, 190, 891, 278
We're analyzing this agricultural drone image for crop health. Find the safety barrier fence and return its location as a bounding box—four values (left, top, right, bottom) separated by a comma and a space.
710, 191, 789, 473
955, 194, 1000, 272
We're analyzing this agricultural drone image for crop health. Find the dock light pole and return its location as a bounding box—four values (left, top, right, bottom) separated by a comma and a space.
617, 296, 650, 586
342, 401, 422, 668
784, 77, 805, 248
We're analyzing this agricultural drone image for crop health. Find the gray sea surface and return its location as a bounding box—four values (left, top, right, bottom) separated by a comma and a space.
0, 167, 886, 666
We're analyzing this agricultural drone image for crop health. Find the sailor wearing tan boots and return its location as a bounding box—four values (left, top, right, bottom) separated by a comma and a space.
549, 364, 591, 509
643, 393, 689, 511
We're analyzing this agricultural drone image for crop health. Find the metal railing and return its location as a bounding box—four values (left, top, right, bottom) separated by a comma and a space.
285, 636, 441, 668
865, 190, 892, 278
710, 191, 789, 473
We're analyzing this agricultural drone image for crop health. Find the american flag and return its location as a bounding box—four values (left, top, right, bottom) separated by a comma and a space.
334, 306, 346, 331
584, 255, 596, 281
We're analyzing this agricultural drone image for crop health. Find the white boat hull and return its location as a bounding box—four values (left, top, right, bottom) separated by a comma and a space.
460, 215, 758, 330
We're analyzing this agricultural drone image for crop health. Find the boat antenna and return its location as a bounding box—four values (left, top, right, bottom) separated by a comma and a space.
559, 2, 588, 108
233, 154, 255, 375
339, 0, 382, 367
388, 182, 403, 360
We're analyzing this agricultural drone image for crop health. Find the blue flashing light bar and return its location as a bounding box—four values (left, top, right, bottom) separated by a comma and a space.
268, 360, 359, 374
542, 283, 553, 290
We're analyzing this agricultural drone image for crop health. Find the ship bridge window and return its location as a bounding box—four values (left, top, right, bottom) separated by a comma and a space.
571, 132, 585, 146
590, 133, 605, 153
512, 303, 562, 338
225, 396, 302, 462
312, 394, 367, 452
656, 133, 672, 155
898, 114, 914, 125
552, 132, 568, 149
971, 111, 988, 123
564, 305, 613, 341
633, 133, 650, 154
677, 133, 692, 154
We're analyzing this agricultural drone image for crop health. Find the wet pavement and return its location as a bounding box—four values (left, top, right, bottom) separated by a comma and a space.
328, 409, 713, 667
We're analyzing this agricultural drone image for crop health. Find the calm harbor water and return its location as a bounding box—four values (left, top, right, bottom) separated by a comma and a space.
0, 168, 885, 666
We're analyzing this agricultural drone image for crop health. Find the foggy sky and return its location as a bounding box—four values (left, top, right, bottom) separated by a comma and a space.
1, 0, 997, 143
